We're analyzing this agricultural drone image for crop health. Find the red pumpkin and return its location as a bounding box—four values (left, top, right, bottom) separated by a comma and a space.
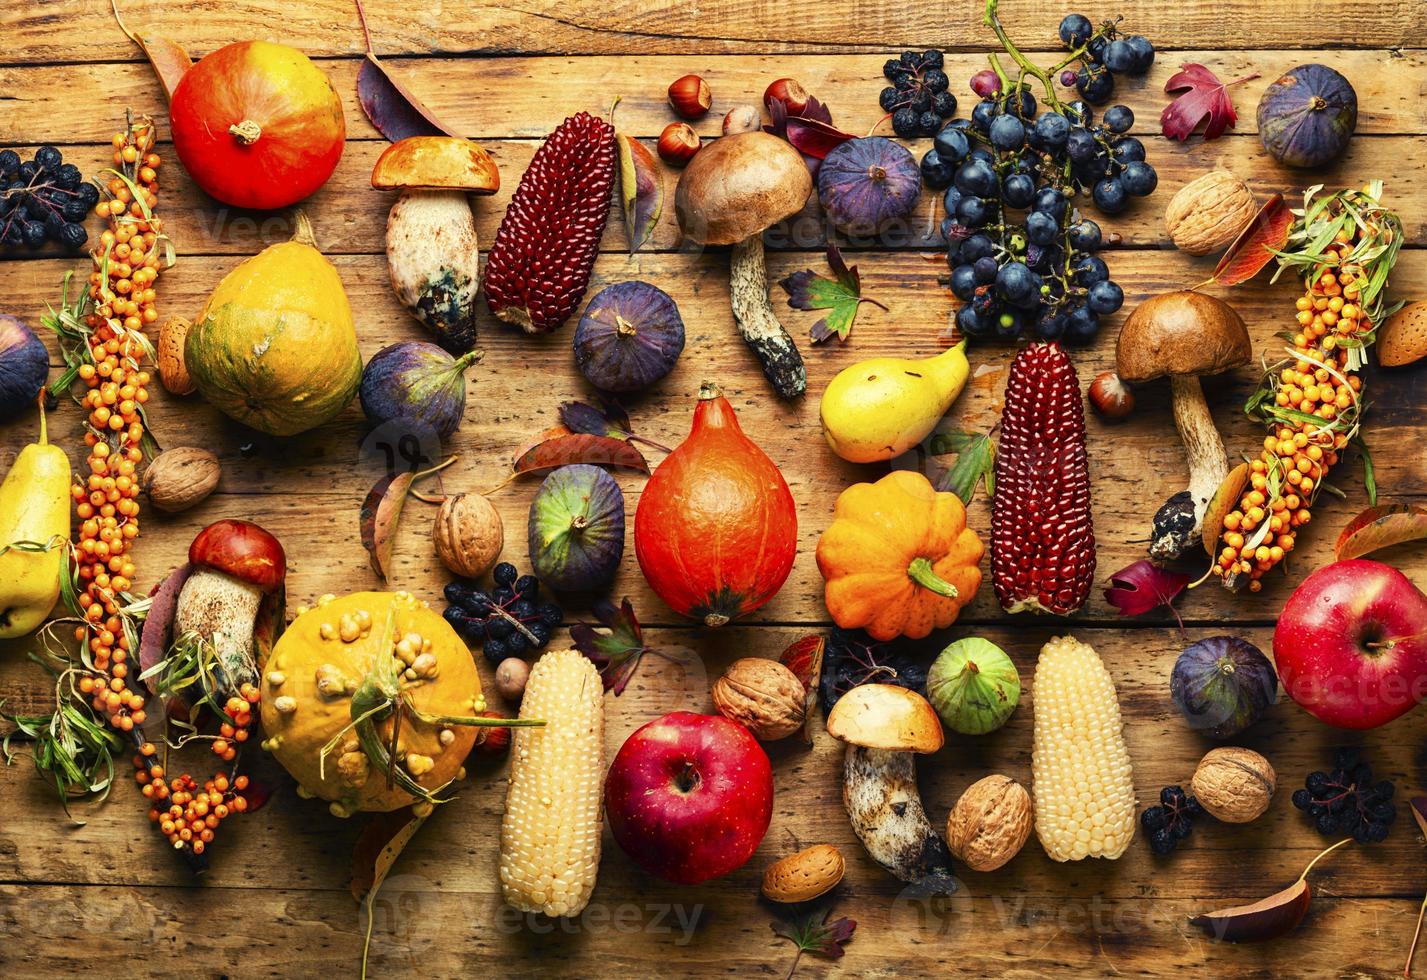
635, 383, 797, 626
170, 41, 345, 210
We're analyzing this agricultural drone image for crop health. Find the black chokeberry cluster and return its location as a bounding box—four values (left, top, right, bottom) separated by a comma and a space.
1141, 785, 1204, 855
1291, 748, 1397, 844
923, 82, 1153, 343
0, 146, 97, 252
1055, 14, 1154, 105
442, 562, 564, 665
879, 50, 958, 139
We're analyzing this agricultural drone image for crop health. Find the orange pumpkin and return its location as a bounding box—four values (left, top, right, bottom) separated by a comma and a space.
634, 383, 797, 626
816, 471, 983, 641
170, 40, 345, 210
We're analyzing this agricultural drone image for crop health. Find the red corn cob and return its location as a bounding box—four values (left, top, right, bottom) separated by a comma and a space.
484, 112, 615, 333
992, 342, 1096, 615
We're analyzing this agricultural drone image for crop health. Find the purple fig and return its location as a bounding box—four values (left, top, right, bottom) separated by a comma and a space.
0, 314, 49, 420
359, 341, 482, 439
816, 136, 921, 237
528, 464, 625, 591
573, 281, 684, 393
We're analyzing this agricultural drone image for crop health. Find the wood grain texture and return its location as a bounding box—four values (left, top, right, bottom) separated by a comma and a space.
3, 5, 1427, 977
4, 0, 1427, 61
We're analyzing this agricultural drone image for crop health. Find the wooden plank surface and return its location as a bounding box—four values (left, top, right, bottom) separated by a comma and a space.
3, 3, 1427, 978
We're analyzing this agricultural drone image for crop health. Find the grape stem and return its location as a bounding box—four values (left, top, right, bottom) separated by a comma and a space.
983, 0, 1064, 111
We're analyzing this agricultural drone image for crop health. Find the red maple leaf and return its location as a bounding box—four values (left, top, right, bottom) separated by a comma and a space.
1161, 64, 1259, 141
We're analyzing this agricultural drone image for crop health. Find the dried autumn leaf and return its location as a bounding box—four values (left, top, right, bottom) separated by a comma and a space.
354, 0, 460, 142
1161, 64, 1259, 142
559, 397, 671, 453
1197, 194, 1293, 289
570, 597, 652, 695
111, 0, 191, 100
1191, 838, 1350, 942
352, 806, 429, 977
1103, 560, 1191, 623
1202, 463, 1251, 556
780, 244, 887, 343
359, 457, 455, 580
616, 134, 662, 253
779, 635, 826, 743
511, 433, 649, 476
772, 907, 856, 977
1334, 503, 1427, 560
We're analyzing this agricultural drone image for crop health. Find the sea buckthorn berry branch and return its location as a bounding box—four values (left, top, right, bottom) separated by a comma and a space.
1208, 183, 1403, 592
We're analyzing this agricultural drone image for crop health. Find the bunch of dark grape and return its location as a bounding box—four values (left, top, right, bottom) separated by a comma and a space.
1140, 785, 1204, 855
443, 562, 564, 665
1291, 748, 1397, 843
0, 146, 98, 252
918, 70, 1158, 343
879, 50, 958, 138
1055, 14, 1155, 105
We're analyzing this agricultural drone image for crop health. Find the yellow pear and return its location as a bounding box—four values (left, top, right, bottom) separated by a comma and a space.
819, 341, 970, 463
0, 401, 72, 639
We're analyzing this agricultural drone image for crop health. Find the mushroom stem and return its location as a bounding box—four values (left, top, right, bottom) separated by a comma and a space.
1150, 374, 1229, 561
842, 745, 957, 887
172, 569, 262, 694
730, 236, 806, 399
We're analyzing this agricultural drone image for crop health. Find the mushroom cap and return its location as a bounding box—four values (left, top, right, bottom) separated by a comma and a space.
1115, 290, 1252, 384
188, 519, 287, 593
675, 131, 812, 246
371, 136, 501, 193
826, 683, 944, 753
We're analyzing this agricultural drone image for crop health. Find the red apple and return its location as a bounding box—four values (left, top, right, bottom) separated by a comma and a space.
1273, 559, 1427, 729
604, 711, 773, 884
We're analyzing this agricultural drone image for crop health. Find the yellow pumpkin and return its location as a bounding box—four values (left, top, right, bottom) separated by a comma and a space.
259, 591, 488, 816
816, 470, 984, 641
185, 212, 362, 436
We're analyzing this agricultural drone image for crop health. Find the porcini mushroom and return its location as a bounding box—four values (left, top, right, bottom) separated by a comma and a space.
674, 131, 811, 399
1116, 290, 1252, 561
172, 519, 287, 694
371, 136, 501, 354
826, 683, 956, 888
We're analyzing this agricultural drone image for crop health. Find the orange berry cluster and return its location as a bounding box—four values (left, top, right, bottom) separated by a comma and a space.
1212, 231, 1369, 591
140, 690, 259, 855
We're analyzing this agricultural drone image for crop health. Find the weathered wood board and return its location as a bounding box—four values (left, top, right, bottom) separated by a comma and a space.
1, 3, 1426, 977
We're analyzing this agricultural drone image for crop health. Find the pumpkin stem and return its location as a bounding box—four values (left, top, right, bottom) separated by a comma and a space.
290, 210, 318, 248
228, 119, 262, 145
907, 557, 958, 598
698, 380, 722, 401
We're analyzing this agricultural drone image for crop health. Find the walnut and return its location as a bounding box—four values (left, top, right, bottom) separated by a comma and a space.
1191, 746, 1275, 823
156, 315, 196, 396
945, 774, 1032, 872
711, 658, 805, 741
433, 493, 504, 578
141, 447, 221, 513
1164, 171, 1258, 255
761, 844, 845, 903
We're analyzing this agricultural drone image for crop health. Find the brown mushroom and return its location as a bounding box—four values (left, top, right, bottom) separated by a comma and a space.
1116, 291, 1252, 560
827, 684, 955, 887
675, 131, 811, 399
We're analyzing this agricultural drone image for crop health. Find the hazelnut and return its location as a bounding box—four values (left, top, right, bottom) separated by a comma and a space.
722, 104, 762, 136
667, 73, 712, 119
156, 315, 196, 396
1164, 170, 1258, 255
472, 713, 511, 759
433, 493, 504, 579
1191, 746, 1275, 823
945, 774, 1033, 872
763, 77, 810, 116
142, 447, 221, 513
495, 657, 530, 701
760, 844, 845, 903
657, 122, 701, 167
1087, 371, 1134, 421
711, 658, 805, 741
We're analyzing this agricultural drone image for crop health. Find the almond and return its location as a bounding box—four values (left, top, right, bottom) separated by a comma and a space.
157, 315, 196, 396
141, 447, 221, 513
1378, 301, 1427, 367
760, 844, 845, 903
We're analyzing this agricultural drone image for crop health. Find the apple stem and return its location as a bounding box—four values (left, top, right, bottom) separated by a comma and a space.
1405, 890, 1427, 978
675, 760, 700, 794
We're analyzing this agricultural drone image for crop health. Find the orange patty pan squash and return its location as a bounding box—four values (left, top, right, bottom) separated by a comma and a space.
816, 470, 984, 641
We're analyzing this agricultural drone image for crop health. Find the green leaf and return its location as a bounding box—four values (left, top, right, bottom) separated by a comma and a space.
928, 426, 996, 504
779, 244, 887, 343
772, 907, 856, 972
1354, 434, 1377, 506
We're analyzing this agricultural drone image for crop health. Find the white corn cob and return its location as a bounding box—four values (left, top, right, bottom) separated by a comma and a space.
1031, 635, 1136, 861
499, 648, 605, 917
